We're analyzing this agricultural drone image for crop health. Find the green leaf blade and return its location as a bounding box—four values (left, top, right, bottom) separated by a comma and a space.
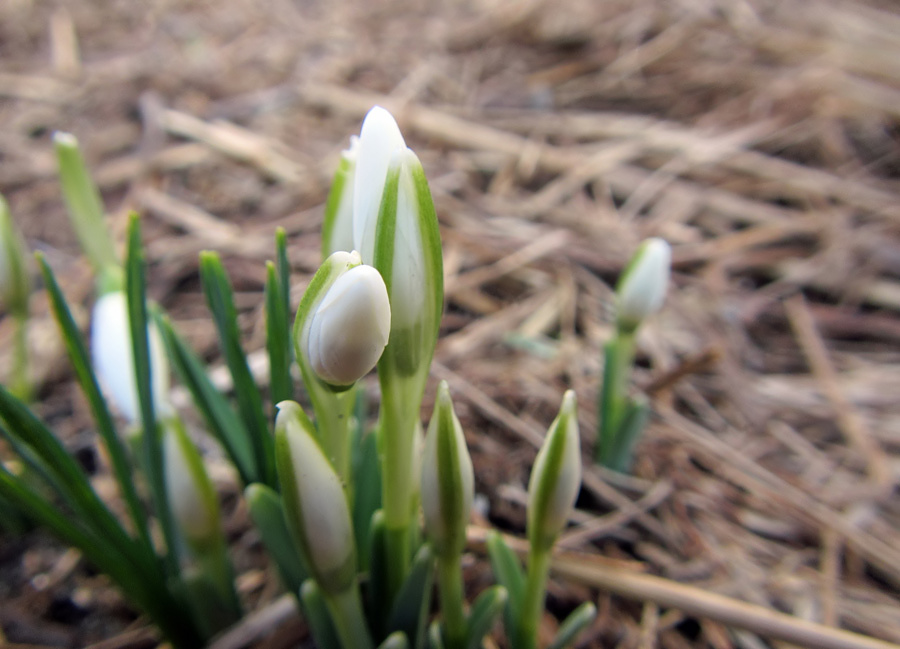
199, 251, 275, 487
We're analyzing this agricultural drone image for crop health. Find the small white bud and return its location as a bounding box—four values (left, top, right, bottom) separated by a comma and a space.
353, 106, 407, 265
616, 238, 671, 333
275, 401, 356, 594
306, 262, 391, 386
163, 418, 220, 550
381, 147, 430, 329
91, 291, 171, 424
322, 136, 359, 257
528, 391, 581, 550
421, 381, 474, 556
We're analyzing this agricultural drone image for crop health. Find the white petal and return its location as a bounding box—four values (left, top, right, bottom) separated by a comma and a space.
324, 136, 359, 256
307, 264, 391, 385
353, 106, 406, 263
91, 291, 171, 424
163, 423, 214, 544
278, 402, 354, 576
387, 147, 427, 329
617, 238, 671, 327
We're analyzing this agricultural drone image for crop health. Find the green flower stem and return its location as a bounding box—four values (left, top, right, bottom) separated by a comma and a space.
378, 378, 419, 598
436, 551, 466, 649
325, 584, 374, 649
198, 540, 242, 623
317, 387, 356, 483
596, 330, 635, 465
10, 312, 30, 402
517, 544, 552, 649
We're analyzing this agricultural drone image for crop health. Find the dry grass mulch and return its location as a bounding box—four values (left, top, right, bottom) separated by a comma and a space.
1, 0, 899, 647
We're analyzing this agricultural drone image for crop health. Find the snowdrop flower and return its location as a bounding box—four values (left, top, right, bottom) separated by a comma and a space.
353, 106, 406, 265
421, 381, 474, 556
275, 400, 356, 594
527, 391, 581, 551
298, 251, 391, 388
163, 417, 220, 551
321, 136, 359, 257
91, 290, 170, 424
350, 106, 443, 376
616, 238, 671, 333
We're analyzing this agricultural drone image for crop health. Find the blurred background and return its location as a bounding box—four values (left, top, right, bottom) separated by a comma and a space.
1, 0, 899, 647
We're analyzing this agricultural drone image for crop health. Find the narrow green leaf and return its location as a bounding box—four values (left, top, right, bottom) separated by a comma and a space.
0, 456, 202, 648
37, 253, 151, 550
199, 251, 275, 486
0, 385, 135, 552
367, 510, 390, 639
547, 602, 597, 649
389, 544, 434, 649
245, 483, 309, 594
125, 214, 178, 575
0, 421, 83, 514
607, 397, 650, 474
352, 420, 381, 572
275, 227, 292, 335
0, 463, 172, 633
485, 531, 525, 638
53, 132, 119, 276
465, 586, 507, 649
265, 261, 293, 408
596, 333, 636, 468
156, 313, 257, 485
300, 579, 342, 649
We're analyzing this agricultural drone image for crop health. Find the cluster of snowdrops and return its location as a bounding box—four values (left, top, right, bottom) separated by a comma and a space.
0, 107, 670, 649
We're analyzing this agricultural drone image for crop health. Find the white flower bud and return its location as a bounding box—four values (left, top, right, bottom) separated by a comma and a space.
380, 147, 431, 329
353, 106, 406, 265
527, 391, 581, 550
616, 238, 671, 333
91, 290, 171, 424
421, 381, 474, 556
306, 262, 390, 386
322, 136, 359, 257
275, 401, 356, 594
163, 418, 220, 550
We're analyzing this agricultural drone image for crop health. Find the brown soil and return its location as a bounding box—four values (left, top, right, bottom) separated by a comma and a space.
1, 0, 899, 648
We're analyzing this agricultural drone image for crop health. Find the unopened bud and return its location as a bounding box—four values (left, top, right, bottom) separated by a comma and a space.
421, 381, 474, 556
163, 417, 220, 551
353, 106, 406, 265
527, 391, 581, 551
91, 290, 170, 424
300, 251, 391, 387
616, 238, 671, 333
275, 400, 356, 594
322, 137, 359, 257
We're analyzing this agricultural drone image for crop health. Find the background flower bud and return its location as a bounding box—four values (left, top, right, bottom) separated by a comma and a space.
275, 401, 356, 594
421, 381, 474, 556
163, 417, 220, 551
322, 136, 359, 257
91, 290, 171, 424
616, 238, 671, 333
306, 262, 390, 386
527, 391, 582, 550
